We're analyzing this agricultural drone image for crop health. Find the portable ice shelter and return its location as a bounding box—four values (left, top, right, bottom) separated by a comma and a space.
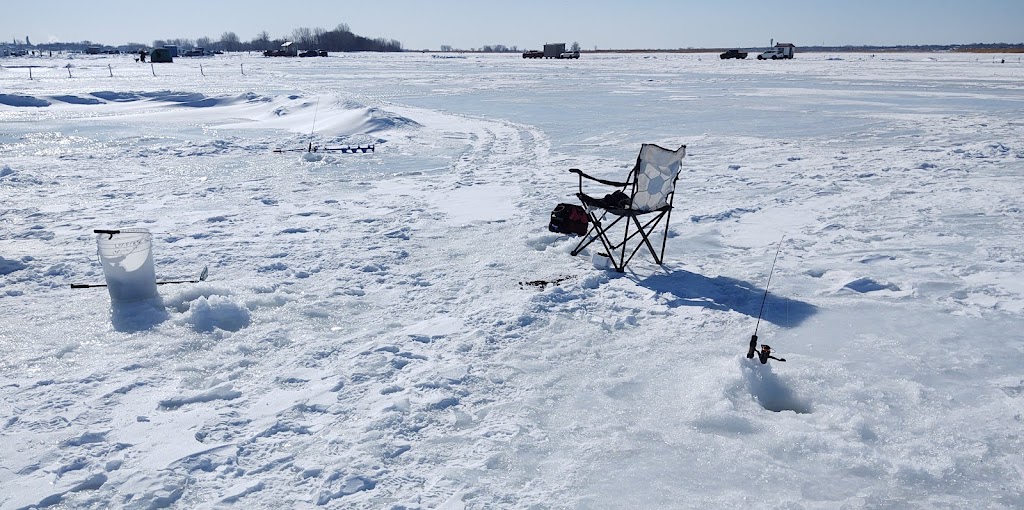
150, 48, 173, 63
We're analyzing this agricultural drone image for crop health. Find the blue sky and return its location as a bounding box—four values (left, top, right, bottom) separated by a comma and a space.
5, 0, 1022, 49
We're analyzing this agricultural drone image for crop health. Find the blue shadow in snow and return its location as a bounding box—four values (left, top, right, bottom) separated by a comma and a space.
111, 298, 169, 333
740, 358, 812, 414
637, 270, 816, 328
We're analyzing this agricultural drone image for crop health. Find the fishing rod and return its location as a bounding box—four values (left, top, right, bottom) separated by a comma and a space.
308, 97, 319, 152
747, 236, 787, 363
272, 145, 374, 154
271, 97, 375, 154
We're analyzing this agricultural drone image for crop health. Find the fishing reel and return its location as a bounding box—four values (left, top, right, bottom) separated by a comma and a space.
746, 335, 786, 364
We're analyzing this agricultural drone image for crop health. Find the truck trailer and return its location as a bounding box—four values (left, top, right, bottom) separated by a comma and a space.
543, 43, 566, 58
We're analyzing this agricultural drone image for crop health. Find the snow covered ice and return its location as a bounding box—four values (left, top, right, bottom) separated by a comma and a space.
2, 51, 1023, 508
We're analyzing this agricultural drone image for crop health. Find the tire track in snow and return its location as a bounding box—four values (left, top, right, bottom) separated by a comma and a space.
121, 112, 568, 508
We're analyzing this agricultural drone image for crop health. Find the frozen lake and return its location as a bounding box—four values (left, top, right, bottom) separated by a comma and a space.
2, 51, 1023, 509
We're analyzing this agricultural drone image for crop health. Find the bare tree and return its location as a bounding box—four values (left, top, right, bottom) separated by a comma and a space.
254, 30, 271, 50
220, 31, 240, 52
166, 38, 195, 50
291, 27, 314, 47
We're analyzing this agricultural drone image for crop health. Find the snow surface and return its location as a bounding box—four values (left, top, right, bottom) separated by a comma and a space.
2, 51, 1023, 509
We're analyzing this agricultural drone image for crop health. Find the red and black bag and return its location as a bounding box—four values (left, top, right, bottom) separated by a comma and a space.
548, 203, 589, 236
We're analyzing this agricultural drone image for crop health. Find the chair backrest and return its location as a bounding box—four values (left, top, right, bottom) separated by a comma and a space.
629, 144, 686, 212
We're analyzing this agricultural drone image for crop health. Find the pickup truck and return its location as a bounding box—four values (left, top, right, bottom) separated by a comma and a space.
719, 49, 747, 59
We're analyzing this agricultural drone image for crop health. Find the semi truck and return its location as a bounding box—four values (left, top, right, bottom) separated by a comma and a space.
544, 43, 566, 58
522, 43, 578, 59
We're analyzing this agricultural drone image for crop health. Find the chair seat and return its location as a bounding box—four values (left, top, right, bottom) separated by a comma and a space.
577, 190, 630, 213
578, 192, 671, 216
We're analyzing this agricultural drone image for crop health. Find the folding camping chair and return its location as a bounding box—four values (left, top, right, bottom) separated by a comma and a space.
569, 143, 686, 272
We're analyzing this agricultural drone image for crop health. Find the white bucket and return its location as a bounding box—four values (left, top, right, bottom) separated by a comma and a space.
96, 228, 159, 302
591, 251, 612, 270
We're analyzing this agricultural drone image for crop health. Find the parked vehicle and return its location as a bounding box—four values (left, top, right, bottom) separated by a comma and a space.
757, 43, 795, 60
524, 45, 579, 59
265, 42, 298, 57
719, 49, 748, 59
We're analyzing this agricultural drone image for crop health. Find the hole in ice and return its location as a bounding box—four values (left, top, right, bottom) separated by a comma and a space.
740, 358, 812, 414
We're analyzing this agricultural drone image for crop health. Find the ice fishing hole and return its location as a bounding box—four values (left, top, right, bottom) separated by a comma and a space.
740, 358, 812, 414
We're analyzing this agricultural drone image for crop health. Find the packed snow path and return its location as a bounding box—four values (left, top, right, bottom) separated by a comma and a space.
2, 52, 1023, 509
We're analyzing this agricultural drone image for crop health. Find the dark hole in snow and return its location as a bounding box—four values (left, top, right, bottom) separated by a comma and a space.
741, 359, 812, 414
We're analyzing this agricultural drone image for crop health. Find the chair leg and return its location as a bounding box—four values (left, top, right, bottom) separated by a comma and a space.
570, 220, 599, 256
572, 212, 627, 256
632, 214, 663, 265
571, 208, 673, 272
659, 207, 674, 263
616, 212, 669, 270
617, 211, 637, 271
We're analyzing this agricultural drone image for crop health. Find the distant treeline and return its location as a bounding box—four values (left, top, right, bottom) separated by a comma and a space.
439, 42, 583, 53
10, 34, 1022, 55
592, 43, 1024, 54
20, 24, 402, 53
798, 43, 1024, 53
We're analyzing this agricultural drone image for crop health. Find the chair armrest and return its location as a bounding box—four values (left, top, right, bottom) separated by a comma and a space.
569, 168, 630, 188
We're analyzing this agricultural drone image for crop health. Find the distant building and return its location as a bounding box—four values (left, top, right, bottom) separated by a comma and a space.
86, 46, 101, 55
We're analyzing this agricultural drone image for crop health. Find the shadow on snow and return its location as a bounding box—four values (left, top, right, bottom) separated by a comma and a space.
110, 298, 169, 333
637, 269, 816, 328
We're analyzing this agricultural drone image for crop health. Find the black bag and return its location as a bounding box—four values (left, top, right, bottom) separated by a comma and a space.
549, 203, 589, 236
601, 190, 631, 210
